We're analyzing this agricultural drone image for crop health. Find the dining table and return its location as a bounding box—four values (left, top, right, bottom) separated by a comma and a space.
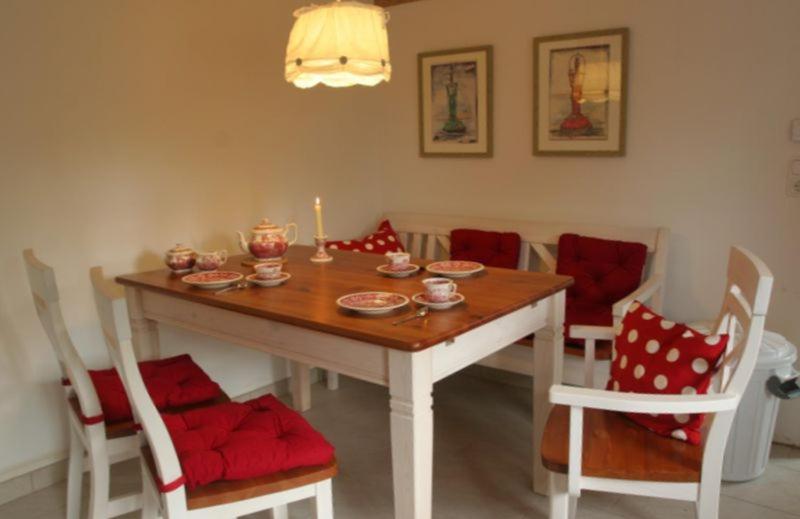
116, 245, 572, 519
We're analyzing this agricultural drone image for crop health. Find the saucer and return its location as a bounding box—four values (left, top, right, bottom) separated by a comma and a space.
182, 271, 243, 290
376, 264, 421, 278
425, 260, 484, 278
246, 272, 291, 287
412, 292, 465, 310
337, 292, 409, 315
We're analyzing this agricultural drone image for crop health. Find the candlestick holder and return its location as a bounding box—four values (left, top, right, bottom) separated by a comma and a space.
310, 235, 333, 263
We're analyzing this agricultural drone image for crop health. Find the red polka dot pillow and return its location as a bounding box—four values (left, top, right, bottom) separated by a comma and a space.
326, 219, 404, 255
607, 301, 728, 445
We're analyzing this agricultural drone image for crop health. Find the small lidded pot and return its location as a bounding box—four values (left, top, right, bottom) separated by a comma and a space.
165, 244, 196, 274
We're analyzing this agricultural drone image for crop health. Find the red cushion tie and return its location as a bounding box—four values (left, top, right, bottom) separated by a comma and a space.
157, 474, 186, 493
61, 377, 71, 386
132, 422, 143, 431
79, 412, 105, 426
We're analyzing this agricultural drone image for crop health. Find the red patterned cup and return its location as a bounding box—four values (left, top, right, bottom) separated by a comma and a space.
254, 261, 283, 280
423, 277, 457, 303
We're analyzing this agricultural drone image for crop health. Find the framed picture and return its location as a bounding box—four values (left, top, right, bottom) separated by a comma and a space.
418, 46, 493, 158
533, 28, 628, 156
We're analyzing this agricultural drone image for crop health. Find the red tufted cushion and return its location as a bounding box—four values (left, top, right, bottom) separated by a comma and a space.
450, 229, 521, 269
608, 301, 728, 445
89, 354, 222, 423
162, 394, 335, 489
557, 234, 647, 344
326, 219, 404, 255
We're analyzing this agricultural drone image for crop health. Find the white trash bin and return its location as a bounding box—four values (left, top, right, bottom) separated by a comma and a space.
722, 331, 797, 481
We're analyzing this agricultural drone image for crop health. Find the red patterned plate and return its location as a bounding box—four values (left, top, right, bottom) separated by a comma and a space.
425, 260, 484, 278
336, 292, 410, 315
412, 292, 465, 311
376, 264, 421, 278
182, 271, 244, 290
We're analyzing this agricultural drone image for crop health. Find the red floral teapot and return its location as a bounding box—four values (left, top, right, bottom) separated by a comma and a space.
237, 218, 298, 260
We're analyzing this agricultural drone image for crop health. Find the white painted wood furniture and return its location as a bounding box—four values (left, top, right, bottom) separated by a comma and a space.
543, 246, 773, 519
385, 212, 669, 388
115, 245, 572, 517
92, 265, 337, 519
22, 250, 142, 519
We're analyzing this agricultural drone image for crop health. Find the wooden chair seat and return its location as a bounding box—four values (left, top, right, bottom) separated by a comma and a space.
541, 404, 703, 482
141, 447, 338, 510
68, 391, 231, 439
515, 335, 613, 360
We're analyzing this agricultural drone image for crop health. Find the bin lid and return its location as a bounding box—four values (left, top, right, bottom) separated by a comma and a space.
689, 322, 796, 369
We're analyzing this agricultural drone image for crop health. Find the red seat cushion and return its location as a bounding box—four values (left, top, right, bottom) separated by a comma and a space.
557, 233, 647, 344
162, 394, 335, 489
326, 219, 404, 255
449, 229, 521, 269
608, 301, 728, 445
89, 354, 222, 423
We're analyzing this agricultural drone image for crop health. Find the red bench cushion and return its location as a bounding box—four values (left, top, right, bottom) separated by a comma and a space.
162, 394, 335, 489
608, 302, 728, 445
326, 219, 404, 255
89, 354, 222, 423
450, 229, 521, 269
557, 233, 647, 343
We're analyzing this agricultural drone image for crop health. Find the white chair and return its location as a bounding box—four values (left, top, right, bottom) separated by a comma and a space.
541, 246, 773, 519
92, 264, 338, 519
23, 250, 142, 519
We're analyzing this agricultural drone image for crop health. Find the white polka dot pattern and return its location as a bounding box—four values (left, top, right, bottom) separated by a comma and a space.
627, 329, 639, 343
634, 365, 645, 379
654, 375, 668, 390
692, 358, 709, 374
645, 340, 660, 354
666, 348, 680, 362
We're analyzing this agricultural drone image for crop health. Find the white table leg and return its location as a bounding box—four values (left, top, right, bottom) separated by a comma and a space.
326, 370, 339, 390
124, 287, 160, 360
389, 349, 433, 519
533, 289, 566, 495
290, 361, 311, 412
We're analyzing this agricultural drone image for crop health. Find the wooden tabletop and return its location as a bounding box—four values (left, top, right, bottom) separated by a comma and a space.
116, 246, 572, 352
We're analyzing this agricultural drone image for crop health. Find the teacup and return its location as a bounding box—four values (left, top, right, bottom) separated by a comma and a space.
195, 250, 227, 271
385, 251, 411, 271
254, 261, 283, 280
423, 277, 457, 303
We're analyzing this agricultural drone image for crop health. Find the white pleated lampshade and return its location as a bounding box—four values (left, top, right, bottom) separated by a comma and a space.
285, 1, 391, 89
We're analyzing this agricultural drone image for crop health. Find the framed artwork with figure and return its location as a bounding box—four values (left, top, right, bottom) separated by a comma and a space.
533, 28, 628, 156
418, 45, 493, 158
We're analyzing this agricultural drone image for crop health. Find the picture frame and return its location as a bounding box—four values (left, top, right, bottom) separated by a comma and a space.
418, 45, 493, 158
533, 28, 628, 156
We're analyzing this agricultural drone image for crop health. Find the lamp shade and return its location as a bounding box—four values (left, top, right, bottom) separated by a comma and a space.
285, 1, 391, 88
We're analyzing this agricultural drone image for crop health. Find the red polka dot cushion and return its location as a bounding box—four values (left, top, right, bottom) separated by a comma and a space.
89, 354, 222, 423
607, 301, 728, 445
162, 394, 335, 489
326, 219, 404, 255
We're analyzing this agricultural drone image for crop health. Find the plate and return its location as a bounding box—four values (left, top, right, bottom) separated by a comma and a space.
412, 292, 466, 310
247, 272, 291, 287
425, 260, 484, 278
376, 264, 421, 278
182, 271, 244, 290
337, 292, 409, 315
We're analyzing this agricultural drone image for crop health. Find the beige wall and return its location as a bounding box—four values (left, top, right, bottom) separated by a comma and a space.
0, 0, 385, 479
1, 0, 799, 480
377, 0, 800, 442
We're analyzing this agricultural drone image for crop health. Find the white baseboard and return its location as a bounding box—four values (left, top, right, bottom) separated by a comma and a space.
0, 373, 318, 506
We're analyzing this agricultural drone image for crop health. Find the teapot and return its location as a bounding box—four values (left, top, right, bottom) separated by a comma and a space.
164, 244, 196, 274
237, 218, 298, 260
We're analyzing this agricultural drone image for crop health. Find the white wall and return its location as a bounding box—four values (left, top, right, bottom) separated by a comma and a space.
374, 0, 800, 442
0, 0, 385, 480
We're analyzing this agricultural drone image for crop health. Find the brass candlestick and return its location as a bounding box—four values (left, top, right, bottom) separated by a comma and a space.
310, 235, 333, 263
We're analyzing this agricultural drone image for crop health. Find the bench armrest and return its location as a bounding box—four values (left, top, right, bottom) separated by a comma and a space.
550, 384, 739, 414
612, 274, 665, 320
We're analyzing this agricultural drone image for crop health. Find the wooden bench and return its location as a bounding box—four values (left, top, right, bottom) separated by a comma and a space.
386, 212, 669, 387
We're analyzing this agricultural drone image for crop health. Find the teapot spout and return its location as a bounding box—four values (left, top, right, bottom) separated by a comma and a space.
236, 231, 249, 254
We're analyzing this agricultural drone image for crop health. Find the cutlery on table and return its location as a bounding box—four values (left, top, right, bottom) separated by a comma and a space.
215, 281, 248, 295
393, 307, 429, 326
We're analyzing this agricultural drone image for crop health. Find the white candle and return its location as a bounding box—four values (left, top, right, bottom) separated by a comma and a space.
314, 196, 324, 237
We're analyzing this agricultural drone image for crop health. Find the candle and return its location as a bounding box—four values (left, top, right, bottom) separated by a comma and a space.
314, 196, 324, 237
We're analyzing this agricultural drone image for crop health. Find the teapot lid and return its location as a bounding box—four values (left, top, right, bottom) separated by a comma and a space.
167, 243, 194, 254
252, 218, 281, 233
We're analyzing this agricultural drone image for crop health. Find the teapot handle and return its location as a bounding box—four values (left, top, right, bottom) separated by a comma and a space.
285, 223, 298, 246
218, 250, 228, 263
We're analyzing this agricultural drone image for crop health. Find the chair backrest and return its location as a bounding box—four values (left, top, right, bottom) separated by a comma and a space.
90, 266, 188, 509
385, 211, 669, 310
22, 250, 103, 421
702, 246, 772, 472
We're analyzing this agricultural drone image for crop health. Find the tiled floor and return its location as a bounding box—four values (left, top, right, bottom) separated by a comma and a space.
2, 370, 800, 518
